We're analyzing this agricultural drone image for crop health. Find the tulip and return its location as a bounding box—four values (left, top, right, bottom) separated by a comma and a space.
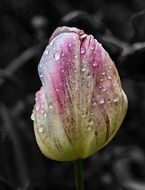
31, 26, 128, 161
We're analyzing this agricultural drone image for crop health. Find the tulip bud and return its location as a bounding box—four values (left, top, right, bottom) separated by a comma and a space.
31, 26, 128, 161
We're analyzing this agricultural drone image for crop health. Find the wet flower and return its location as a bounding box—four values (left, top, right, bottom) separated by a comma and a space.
31, 26, 128, 161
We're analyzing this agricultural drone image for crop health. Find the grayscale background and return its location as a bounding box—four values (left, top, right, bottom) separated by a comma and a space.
0, 0, 145, 189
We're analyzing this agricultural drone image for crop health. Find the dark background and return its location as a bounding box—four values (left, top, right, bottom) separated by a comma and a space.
0, 0, 145, 189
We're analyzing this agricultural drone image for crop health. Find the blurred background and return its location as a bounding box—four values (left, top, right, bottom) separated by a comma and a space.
0, 0, 145, 189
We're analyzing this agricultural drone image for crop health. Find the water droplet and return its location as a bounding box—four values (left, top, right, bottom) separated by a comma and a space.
31, 113, 34, 120
102, 88, 106, 92
75, 55, 78, 59
109, 66, 112, 69
41, 110, 44, 114
39, 64, 42, 68
62, 52, 65, 57
56, 88, 59, 92
74, 69, 77, 73
113, 96, 119, 103
44, 50, 48, 55
82, 78, 86, 82
102, 72, 105, 75
36, 104, 40, 111
50, 41, 53, 46
91, 47, 94, 50
40, 74, 43, 78
92, 101, 96, 106
82, 113, 86, 118
68, 43, 72, 47
100, 79, 103, 82
38, 127, 44, 133
93, 62, 98, 67
81, 47, 85, 54
82, 67, 86, 72
61, 69, 64, 72
97, 95, 104, 104
48, 102, 53, 109
87, 127, 92, 131
89, 119, 94, 126
54, 51, 60, 60
99, 99, 104, 104
99, 86, 102, 89
87, 74, 91, 79
44, 113, 47, 117
37, 118, 40, 123
108, 100, 111, 103
91, 112, 94, 116
107, 76, 111, 80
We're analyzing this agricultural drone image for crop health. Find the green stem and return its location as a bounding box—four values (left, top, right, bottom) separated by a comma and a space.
74, 159, 84, 190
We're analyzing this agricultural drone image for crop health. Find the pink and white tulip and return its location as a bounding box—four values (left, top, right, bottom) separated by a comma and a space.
31, 26, 128, 161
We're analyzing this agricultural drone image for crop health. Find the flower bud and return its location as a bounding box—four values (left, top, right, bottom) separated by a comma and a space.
31, 26, 128, 161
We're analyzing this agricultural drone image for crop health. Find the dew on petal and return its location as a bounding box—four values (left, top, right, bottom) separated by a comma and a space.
90, 112, 94, 116
50, 41, 53, 46
100, 79, 103, 82
38, 127, 44, 133
92, 101, 96, 106
31, 113, 34, 120
102, 88, 106, 92
82, 78, 86, 82
114, 96, 119, 103
93, 62, 98, 67
89, 119, 94, 126
54, 51, 60, 60
87, 127, 92, 131
102, 72, 105, 75
40, 74, 43, 78
48, 102, 53, 109
108, 100, 111, 103
81, 112, 86, 118
44, 50, 48, 55
107, 76, 111, 80
81, 47, 85, 54
82, 67, 86, 72
97, 95, 105, 104
36, 104, 40, 111
62, 52, 65, 57
99, 99, 104, 104
44, 113, 47, 117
